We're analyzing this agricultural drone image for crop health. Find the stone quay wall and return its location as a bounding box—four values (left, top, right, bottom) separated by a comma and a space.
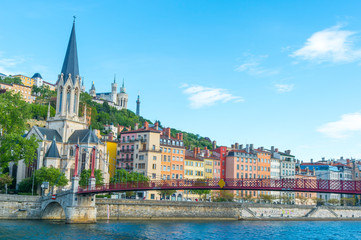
96, 199, 361, 221
2, 194, 361, 221
0, 194, 42, 219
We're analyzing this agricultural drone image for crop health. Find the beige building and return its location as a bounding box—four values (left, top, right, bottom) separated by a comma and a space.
0, 82, 36, 103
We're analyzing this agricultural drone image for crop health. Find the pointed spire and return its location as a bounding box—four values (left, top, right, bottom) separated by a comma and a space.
122, 78, 125, 88
114, 74, 116, 83
61, 19, 79, 85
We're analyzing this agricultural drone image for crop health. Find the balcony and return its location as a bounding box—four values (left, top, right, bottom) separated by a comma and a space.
119, 149, 134, 153
139, 149, 162, 153
118, 157, 134, 162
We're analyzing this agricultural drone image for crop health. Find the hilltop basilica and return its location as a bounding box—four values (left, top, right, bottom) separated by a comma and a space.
15, 20, 109, 187
89, 77, 128, 111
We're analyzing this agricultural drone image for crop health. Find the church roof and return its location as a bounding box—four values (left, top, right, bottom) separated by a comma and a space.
36, 127, 62, 142
32, 73, 42, 79
68, 129, 102, 144
45, 138, 61, 158
61, 21, 79, 85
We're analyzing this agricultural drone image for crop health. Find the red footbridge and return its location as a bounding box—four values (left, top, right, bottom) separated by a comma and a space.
77, 178, 361, 195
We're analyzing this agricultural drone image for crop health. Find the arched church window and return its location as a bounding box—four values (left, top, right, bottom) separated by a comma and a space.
66, 86, 71, 113
59, 86, 63, 113
70, 147, 74, 156
74, 88, 78, 114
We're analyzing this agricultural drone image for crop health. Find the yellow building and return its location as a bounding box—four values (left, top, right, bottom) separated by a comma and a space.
13, 74, 34, 87
184, 153, 205, 200
0, 82, 35, 103
106, 141, 118, 178
204, 157, 214, 179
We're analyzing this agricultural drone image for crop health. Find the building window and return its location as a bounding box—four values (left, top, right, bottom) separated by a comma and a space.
152, 174, 156, 179
153, 156, 157, 160
152, 164, 156, 169
151, 194, 155, 199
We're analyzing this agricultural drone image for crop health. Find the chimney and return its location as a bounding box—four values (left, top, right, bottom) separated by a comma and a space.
239, 144, 243, 150
311, 159, 313, 163
176, 133, 180, 140
193, 147, 198, 158
275, 148, 278, 153
212, 140, 216, 150
144, 121, 149, 129
179, 133, 183, 141
347, 159, 350, 165
231, 144, 235, 150
271, 146, 275, 153
235, 143, 239, 149
250, 144, 254, 152
260, 146, 264, 151
134, 123, 139, 130
166, 128, 171, 138
246, 144, 249, 152
154, 121, 159, 130
322, 157, 325, 161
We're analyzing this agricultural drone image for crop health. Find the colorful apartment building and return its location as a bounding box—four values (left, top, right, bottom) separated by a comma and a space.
0, 82, 35, 103
184, 148, 204, 179
295, 166, 317, 205
13, 74, 34, 87
160, 127, 185, 180
214, 146, 227, 179
106, 140, 118, 178
117, 122, 162, 181
254, 148, 271, 179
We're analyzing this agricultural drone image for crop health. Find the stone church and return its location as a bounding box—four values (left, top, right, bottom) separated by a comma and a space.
15, 20, 109, 187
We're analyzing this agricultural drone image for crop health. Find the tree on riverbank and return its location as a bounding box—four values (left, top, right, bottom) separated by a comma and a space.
0, 92, 39, 170
79, 169, 104, 187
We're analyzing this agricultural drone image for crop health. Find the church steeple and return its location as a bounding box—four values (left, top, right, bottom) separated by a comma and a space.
61, 18, 79, 84
55, 19, 82, 118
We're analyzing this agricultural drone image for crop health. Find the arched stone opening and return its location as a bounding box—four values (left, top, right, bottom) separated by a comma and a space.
42, 201, 66, 221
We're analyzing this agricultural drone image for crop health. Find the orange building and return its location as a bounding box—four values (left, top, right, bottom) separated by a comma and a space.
0, 82, 35, 103
160, 127, 185, 180
254, 148, 271, 179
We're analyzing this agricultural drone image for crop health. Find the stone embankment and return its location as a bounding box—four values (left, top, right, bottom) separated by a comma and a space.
2, 194, 361, 221
96, 199, 361, 221
0, 194, 41, 219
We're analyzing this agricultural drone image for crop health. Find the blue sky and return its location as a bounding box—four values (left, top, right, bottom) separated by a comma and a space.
1, 0, 361, 161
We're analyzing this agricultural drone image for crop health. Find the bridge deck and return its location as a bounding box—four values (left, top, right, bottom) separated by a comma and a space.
77, 178, 361, 195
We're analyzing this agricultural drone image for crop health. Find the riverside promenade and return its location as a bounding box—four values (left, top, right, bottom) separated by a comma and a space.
1, 194, 361, 221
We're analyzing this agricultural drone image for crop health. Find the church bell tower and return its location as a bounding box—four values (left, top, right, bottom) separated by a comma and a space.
47, 18, 88, 142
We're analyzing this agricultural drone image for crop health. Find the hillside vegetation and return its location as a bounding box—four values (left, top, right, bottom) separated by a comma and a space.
28, 88, 215, 149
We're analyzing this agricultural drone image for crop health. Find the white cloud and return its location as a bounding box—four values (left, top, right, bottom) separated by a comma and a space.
275, 84, 295, 93
181, 84, 244, 109
235, 54, 279, 76
291, 25, 361, 63
317, 112, 361, 138
0, 52, 26, 75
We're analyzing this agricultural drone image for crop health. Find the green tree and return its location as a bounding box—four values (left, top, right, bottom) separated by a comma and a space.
35, 167, 68, 188
79, 169, 104, 187
18, 177, 36, 193
0, 77, 22, 85
260, 194, 275, 204
328, 198, 340, 205
0, 92, 40, 169
213, 190, 234, 202
110, 169, 149, 183
341, 197, 356, 206
0, 173, 13, 191
158, 190, 177, 199
190, 179, 211, 200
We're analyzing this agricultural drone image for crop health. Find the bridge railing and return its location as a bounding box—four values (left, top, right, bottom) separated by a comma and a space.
77, 178, 361, 194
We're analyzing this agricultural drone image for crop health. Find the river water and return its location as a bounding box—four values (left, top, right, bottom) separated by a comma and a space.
0, 220, 360, 239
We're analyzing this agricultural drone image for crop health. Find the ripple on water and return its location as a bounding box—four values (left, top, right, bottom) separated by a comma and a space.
1, 220, 361, 240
